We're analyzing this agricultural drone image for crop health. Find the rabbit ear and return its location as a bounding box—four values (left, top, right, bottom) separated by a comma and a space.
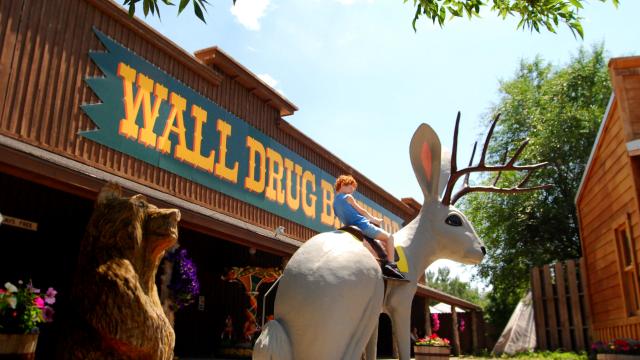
409, 123, 442, 202
438, 148, 452, 198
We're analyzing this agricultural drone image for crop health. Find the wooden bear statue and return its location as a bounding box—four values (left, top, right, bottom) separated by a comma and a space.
61, 183, 180, 359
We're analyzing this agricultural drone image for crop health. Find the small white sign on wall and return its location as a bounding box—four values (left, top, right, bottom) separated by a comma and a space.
0, 214, 38, 231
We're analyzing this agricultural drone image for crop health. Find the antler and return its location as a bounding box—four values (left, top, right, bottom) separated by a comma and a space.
441, 113, 552, 206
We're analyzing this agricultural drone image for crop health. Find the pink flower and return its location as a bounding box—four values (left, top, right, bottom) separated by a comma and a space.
431, 313, 440, 332
45, 288, 57, 305
33, 296, 45, 309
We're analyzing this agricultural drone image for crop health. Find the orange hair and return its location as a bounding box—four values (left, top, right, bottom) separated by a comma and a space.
335, 175, 357, 192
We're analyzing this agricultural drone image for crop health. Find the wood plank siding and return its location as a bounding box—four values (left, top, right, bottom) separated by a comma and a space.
0, 0, 415, 248
576, 57, 640, 342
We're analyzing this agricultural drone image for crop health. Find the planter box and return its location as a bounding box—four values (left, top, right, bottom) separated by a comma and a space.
0, 333, 38, 360
414, 345, 450, 360
597, 355, 640, 360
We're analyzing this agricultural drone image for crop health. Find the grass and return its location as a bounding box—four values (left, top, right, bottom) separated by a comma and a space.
459, 350, 588, 359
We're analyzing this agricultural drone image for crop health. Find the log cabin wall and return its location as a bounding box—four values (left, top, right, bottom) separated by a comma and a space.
576, 56, 640, 342
0, 0, 415, 247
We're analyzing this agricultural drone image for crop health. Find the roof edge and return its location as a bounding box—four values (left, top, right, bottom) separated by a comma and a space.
416, 284, 482, 311
88, 0, 225, 87
194, 47, 298, 117
575, 93, 615, 205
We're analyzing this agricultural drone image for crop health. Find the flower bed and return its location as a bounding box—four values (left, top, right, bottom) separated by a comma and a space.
414, 334, 451, 360
0, 281, 57, 357
592, 339, 640, 359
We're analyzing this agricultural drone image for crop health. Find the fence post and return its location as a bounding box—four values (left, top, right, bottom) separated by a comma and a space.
543, 264, 559, 349
567, 259, 585, 350
531, 266, 548, 350
555, 261, 572, 350
579, 259, 593, 344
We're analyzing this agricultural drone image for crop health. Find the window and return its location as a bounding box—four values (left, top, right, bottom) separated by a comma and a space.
615, 216, 640, 317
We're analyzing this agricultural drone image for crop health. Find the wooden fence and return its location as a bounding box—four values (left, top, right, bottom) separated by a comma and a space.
530, 258, 591, 352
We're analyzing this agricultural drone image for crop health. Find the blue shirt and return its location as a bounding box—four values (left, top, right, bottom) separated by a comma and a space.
333, 193, 368, 227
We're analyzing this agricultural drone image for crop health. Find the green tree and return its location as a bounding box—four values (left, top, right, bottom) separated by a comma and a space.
409, 0, 619, 38
426, 267, 486, 307
122, 0, 227, 22
459, 45, 611, 332
125, 0, 618, 37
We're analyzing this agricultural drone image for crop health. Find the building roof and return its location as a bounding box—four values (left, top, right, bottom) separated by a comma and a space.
575, 56, 640, 204
416, 284, 482, 311
194, 47, 298, 117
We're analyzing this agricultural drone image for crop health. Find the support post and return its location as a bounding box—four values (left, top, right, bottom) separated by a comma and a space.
451, 305, 461, 356
471, 310, 479, 354
425, 297, 432, 336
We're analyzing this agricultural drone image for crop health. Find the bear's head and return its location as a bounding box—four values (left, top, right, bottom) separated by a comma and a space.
80, 183, 180, 294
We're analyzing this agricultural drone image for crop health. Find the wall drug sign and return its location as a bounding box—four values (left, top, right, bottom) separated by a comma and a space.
81, 28, 403, 234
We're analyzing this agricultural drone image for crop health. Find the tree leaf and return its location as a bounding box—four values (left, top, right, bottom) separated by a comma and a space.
569, 0, 584, 9
194, 1, 205, 23
178, 0, 189, 14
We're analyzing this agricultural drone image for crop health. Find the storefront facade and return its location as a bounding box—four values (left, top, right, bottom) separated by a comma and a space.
0, 0, 419, 357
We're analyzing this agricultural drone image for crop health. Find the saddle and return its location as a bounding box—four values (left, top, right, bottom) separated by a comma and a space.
338, 225, 388, 261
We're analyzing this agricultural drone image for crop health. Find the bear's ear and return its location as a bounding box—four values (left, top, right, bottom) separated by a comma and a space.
97, 182, 122, 204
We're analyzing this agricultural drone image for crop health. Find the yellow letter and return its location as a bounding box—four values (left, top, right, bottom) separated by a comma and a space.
214, 119, 239, 183
117, 62, 141, 140
156, 92, 188, 155
138, 82, 168, 148
187, 104, 216, 172
265, 148, 285, 205
320, 179, 335, 226
245, 136, 266, 193
301, 170, 317, 219
284, 158, 302, 211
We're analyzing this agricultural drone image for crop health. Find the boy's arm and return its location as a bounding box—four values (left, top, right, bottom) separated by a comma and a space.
345, 195, 382, 225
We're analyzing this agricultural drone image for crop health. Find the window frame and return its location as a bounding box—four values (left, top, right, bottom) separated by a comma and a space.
613, 212, 640, 317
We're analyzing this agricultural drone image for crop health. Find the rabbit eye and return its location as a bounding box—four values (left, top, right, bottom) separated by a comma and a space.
445, 214, 463, 227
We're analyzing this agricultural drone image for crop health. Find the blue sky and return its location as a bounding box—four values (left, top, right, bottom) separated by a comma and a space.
137, 0, 640, 287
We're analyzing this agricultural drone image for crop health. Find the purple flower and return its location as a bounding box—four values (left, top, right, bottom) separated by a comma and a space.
43, 306, 55, 322
167, 248, 200, 310
45, 287, 57, 304
26, 282, 40, 294
459, 318, 466, 333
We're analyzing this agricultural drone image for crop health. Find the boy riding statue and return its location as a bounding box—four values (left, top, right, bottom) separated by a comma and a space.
333, 175, 407, 281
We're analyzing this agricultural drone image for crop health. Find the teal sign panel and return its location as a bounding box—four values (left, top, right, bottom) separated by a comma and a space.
81, 28, 404, 234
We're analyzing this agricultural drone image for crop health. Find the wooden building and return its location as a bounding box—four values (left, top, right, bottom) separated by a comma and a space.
0, 0, 484, 357
576, 56, 640, 341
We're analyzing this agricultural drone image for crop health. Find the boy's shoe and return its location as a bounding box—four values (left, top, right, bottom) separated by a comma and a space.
382, 262, 409, 281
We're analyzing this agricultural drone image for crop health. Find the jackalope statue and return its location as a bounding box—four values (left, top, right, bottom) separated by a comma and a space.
253, 113, 550, 360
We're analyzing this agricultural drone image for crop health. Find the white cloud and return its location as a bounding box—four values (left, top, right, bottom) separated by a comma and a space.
257, 73, 285, 96
335, 0, 374, 5
230, 0, 270, 31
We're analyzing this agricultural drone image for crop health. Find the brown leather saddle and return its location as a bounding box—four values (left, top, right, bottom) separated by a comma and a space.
338, 225, 389, 261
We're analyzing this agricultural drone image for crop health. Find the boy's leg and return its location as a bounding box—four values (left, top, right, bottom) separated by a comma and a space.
361, 223, 407, 281
374, 231, 395, 263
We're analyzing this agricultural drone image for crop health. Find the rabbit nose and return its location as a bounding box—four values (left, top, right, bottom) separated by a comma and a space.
481, 246, 486, 256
